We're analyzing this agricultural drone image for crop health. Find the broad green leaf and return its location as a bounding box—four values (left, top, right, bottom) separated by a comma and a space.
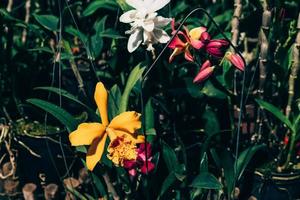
201, 81, 226, 99
219, 150, 235, 200
190, 172, 222, 190
255, 99, 293, 131
236, 144, 266, 181
100, 29, 126, 39
108, 84, 121, 119
158, 172, 177, 199
27, 98, 78, 132
184, 78, 204, 98
33, 14, 59, 31
202, 107, 220, 135
119, 64, 145, 112
65, 26, 88, 44
34, 86, 99, 122
145, 98, 155, 133
161, 140, 179, 172
83, 0, 118, 16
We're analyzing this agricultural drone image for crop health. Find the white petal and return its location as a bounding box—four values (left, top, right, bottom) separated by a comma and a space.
120, 10, 137, 23
154, 16, 172, 27
153, 29, 170, 43
148, 0, 170, 13
126, 0, 144, 10
127, 29, 143, 52
142, 20, 155, 32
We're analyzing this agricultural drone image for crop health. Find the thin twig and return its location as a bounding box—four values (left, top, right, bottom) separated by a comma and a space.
22, 0, 31, 44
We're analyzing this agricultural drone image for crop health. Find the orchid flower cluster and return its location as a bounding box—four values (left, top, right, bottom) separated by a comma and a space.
120, 0, 172, 52
168, 19, 245, 83
69, 82, 154, 176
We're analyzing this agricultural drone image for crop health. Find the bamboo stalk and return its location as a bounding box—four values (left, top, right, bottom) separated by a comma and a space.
6, 0, 13, 12
231, 0, 242, 96
44, 183, 59, 200
22, 0, 31, 44
256, 0, 272, 133
285, 13, 300, 117
280, 12, 300, 170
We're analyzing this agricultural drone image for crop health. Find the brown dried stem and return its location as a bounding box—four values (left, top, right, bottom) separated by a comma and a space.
22, 183, 37, 200
6, 0, 13, 12
102, 172, 120, 200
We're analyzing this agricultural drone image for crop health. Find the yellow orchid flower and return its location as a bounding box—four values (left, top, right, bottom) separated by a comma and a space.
69, 82, 145, 171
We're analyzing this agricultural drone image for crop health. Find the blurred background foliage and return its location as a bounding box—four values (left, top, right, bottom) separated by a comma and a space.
0, 0, 300, 199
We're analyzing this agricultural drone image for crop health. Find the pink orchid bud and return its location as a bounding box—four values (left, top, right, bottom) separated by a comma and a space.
200, 32, 211, 43
226, 53, 245, 71
205, 39, 229, 57
193, 62, 214, 83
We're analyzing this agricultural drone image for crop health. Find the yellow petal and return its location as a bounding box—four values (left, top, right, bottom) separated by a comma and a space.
94, 82, 109, 126
169, 47, 183, 62
69, 123, 106, 146
86, 133, 108, 171
113, 130, 145, 144
109, 111, 141, 134
189, 27, 206, 40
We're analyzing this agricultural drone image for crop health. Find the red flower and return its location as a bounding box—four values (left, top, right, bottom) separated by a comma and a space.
284, 136, 289, 145
193, 60, 215, 83
168, 19, 206, 62
225, 52, 245, 71
123, 143, 155, 176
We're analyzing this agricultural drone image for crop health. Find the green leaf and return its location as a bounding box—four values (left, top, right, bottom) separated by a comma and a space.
236, 144, 266, 180
255, 99, 293, 131
184, 78, 204, 98
117, 0, 132, 11
158, 172, 177, 199
65, 26, 88, 44
100, 29, 126, 39
161, 140, 179, 172
201, 81, 226, 99
145, 98, 155, 133
27, 98, 78, 132
190, 172, 222, 190
219, 150, 235, 200
200, 153, 208, 172
108, 84, 122, 119
91, 173, 107, 198
35, 86, 99, 121
33, 14, 59, 31
202, 107, 220, 135
83, 0, 118, 16
119, 64, 145, 112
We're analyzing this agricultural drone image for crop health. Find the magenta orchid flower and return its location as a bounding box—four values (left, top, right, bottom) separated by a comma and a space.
123, 143, 155, 176
168, 19, 207, 62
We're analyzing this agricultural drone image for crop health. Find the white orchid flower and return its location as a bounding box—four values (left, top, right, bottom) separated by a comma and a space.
120, 0, 171, 52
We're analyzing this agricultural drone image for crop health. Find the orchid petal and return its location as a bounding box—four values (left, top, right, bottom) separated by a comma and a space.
127, 28, 143, 52
109, 111, 141, 134
184, 48, 194, 62
86, 134, 108, 170
94, 82, 109, 126
69, 123, 106, 146
153, 29, 170, 43
126, 0, 144, 10
154, 16, 172, 27
148, 0, 170, 13
189, 27, 207, 40
169, 48, 183, 63
119, 10, 138, 23
193, 66, 214, 83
